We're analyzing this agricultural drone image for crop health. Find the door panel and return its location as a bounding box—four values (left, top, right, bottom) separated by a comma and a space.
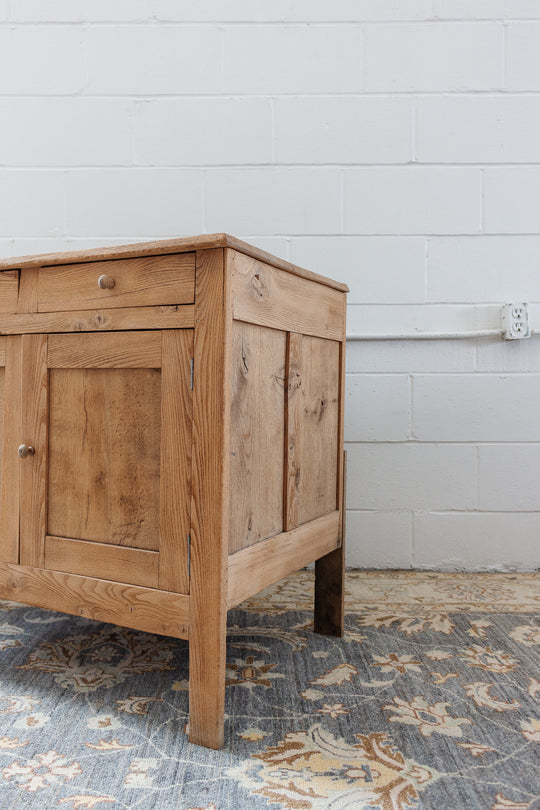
19, 330, 192, 593
47, 367, 162, 550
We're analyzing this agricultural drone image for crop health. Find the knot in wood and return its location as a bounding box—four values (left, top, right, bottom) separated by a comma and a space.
250, 272, 268, 300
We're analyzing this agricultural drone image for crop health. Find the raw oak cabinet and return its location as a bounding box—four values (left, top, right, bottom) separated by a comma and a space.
0, 234, 348, 749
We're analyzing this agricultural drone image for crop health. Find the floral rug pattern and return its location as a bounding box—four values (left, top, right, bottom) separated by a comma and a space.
0, 571, 538, 809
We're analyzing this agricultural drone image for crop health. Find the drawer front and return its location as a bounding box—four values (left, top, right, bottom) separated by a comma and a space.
37, 253, 195, 312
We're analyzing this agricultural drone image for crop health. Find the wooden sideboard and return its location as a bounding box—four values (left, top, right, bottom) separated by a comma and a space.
0, 234, 348, 749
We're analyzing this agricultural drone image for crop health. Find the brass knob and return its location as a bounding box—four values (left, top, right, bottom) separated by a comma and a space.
18, 444, 35, 459
97, 275, 115, 290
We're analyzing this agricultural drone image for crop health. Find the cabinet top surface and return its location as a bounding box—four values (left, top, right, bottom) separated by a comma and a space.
0, 233, 348, 293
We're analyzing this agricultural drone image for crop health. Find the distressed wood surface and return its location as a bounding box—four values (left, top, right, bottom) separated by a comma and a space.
44, 535, 160, 589
19, 334, 48, 569
284, 332, 302, 531
0, 560, 190, 639
0, 270, 19, 313
158, 330, 193, 594
230, 250, 345, 341
47, 365, 161, 551
228, 510, 340, 609
16, 267, 39, 314
1, 235, 348, 293
189, 247, 230, 749
37, 253, 195, 312
0, 337, 22, 563
0, 305, 195, 335
229, 321, 285, 553
285, 334, 340, 530
48, 331, 162, 369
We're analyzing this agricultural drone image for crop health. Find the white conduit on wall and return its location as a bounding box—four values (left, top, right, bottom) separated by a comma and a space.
346, 329, 538, 341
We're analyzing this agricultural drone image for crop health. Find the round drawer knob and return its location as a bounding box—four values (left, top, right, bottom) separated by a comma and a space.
18, 444, 35, 459
97, 274, 115, 290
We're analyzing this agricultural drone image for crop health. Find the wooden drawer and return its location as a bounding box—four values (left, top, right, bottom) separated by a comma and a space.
37, 253, 195, 312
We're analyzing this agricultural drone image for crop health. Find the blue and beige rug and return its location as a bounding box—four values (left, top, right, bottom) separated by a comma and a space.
0, 571, 538, 809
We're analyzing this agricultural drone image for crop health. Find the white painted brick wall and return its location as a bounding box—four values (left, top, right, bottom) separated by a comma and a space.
417, 96, 540, 163
344, 168, 483, 234
135, 99, 273, 166
1, 3, 539, 571
363, 23, 504, 91
506, 23, 540, 90
484, 169, 540, 233
275, 98, 414, 164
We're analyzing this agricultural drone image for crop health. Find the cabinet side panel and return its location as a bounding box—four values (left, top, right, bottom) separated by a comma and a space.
285, 335, 340, 529
229, 321, 286, 553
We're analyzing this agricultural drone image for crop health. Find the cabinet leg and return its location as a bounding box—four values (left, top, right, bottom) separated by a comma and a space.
188, 616, 227, 749
314, 544, 345, 637
314, 450, 346, 637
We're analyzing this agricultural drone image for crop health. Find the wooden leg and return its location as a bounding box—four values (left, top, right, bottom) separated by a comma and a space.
314, 450, 346, 637
188, 612, 227, 749
314, 544, 345, 637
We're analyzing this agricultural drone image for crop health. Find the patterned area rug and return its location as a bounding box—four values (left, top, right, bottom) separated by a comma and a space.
0, 571, 539, 809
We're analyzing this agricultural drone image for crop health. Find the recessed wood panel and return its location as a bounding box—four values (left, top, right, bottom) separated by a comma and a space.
37, 253, 195, 312
285, 334, 340, 529
47, 367, 161, 550
229, 322, 286, 553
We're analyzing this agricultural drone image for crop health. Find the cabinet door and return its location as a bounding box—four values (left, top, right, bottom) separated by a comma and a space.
19, 330, 192, 594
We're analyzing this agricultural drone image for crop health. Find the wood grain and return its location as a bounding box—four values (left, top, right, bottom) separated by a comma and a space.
0, 305, 195, 335
47, 365, 162, 551
1, 235, 348, 293
284, 332, 302, 531
37, 253, 195, 312
0, 270, 19, 313
189, 248, 230, 749
158, 330, 193, 594
228, 510, 340, 608
230, 250, 345, 341
229, 321, 285, 553
285, 334, 340, 529
0, 337, 22, 563
19, 334, 48, 569
0, 559, 190, 639
48, 331, 162, 369
16, 267, 39, 314
45, 535, 159, 589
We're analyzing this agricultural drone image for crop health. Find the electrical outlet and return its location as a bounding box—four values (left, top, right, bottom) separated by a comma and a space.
502, 302, 530, 340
